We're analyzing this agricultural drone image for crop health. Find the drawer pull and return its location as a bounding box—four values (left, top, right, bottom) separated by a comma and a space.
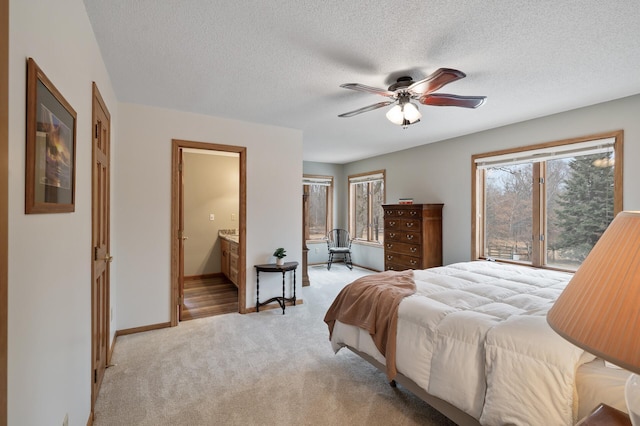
410, 247, 417, 253
387, 255, 393, 260
397, 211, 404, 216
389, 221, 396, 227
406, 234, 414, 240
389, 232, 396, 238
406, 222, 414, 228
410, 211, 417, 216
386, 243, 393, 249
388, 266, 396, 270
410, 259, 417, 265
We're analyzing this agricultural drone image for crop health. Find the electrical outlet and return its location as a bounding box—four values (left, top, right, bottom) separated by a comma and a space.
209, 213, 215, 221
63, 413, 69, 426
231, 213, 236, 221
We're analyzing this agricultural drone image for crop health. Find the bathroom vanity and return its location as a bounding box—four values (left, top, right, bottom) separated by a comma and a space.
219, 231, 239, 287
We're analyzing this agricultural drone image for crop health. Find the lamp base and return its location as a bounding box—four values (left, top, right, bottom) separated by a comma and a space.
626, 373, 640, 426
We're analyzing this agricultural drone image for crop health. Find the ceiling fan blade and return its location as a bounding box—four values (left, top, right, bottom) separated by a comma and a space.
340, 83, 396, 98
419, 93, 487, 108
338, 101, 395, 118
408, 68, 466, 95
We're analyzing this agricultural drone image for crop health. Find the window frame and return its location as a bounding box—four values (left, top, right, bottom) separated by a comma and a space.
471, 130, 623, 270
348, 170, 386, 245
303, 174, 333, 241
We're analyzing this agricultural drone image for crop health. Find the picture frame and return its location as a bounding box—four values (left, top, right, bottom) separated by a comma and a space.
25, 57, 77, 214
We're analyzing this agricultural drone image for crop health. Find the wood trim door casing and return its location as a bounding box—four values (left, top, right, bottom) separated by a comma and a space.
171, 139, 247, 326
1, 0, 8, 423
178, 149, 184, 320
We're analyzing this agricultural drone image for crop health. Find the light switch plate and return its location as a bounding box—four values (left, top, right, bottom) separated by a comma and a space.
209, 214, 215, 221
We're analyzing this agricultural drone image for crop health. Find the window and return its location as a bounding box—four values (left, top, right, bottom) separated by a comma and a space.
472, 131, 623, 271
349, 170, 385, 244
303, 175, 333, 240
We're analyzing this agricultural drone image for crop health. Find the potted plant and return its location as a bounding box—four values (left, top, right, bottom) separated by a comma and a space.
273, 248, 287, 266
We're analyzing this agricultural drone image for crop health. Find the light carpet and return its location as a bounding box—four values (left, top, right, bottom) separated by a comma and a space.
93, 264, 456, 426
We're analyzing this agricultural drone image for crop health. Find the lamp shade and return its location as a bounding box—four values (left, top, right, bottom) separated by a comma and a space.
386, 105, 404, 125
403, 102, 422, 123
547, 211, 640, 375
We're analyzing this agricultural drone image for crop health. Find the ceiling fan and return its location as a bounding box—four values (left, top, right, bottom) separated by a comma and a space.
338, 68, 486, 128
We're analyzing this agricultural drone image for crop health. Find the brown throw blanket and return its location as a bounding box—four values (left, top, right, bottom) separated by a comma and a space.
323, 270, 416, 380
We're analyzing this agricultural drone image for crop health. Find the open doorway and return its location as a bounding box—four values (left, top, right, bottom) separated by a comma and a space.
170, 140, 247, 326
181, 148, 239, 319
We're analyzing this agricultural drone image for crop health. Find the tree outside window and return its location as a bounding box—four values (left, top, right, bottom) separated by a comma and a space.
484, 163, 533, 261
303, 175, 333, 240
473, 132, 622, 271
548, 153, 615, 267
349, 171, 385, 244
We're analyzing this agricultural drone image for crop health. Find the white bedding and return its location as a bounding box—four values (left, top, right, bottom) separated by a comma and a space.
330, 261, 628, 425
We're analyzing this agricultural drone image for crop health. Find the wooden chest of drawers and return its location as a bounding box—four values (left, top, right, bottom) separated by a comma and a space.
383, 203, 443, 271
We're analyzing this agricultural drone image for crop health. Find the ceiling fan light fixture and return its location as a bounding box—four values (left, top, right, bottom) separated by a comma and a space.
386, 104, 405, 125
338, 68, 486, 125
403, 102, 422, 123
386, 99, 422, 127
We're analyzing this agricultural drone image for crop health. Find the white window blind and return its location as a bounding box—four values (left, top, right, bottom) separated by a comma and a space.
474, 137, 615, 169
303, 176, 332, 186
349, 172, 384, 184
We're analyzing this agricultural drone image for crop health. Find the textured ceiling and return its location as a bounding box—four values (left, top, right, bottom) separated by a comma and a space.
84, 0, 640, 164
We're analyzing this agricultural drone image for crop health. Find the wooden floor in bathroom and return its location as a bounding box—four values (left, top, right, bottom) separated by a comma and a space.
182, 275, 238, 320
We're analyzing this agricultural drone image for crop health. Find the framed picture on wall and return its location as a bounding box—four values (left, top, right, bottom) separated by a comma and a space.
25, 57, 77, 213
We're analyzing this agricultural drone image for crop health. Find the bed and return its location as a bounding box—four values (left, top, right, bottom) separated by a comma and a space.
324, 261, 629, 425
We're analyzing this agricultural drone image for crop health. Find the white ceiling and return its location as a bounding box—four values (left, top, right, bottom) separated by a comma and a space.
83, 0, 640, 164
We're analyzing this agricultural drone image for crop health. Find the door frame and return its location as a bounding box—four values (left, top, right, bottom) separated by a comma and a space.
178, 148, 185, 321
170, 139, 247, 324
1, 0, 8, 422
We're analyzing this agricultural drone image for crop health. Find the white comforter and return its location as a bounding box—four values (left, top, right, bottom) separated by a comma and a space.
330, 261, 594, 425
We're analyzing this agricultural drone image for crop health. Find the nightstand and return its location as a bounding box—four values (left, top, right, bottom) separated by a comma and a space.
576, 403, 631, 426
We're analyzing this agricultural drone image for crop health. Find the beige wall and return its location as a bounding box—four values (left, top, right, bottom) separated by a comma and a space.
8, 0, 118, 423
115, 103, 303, 328
183, 152, 239, 276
